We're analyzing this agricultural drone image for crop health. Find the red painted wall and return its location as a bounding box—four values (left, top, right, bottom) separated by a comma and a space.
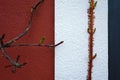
0, 0, 54, 80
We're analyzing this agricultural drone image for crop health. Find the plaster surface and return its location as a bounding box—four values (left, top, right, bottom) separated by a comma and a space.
55, 0, 108, 80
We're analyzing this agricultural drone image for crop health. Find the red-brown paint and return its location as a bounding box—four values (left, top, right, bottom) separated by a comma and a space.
0, 0, 54, 80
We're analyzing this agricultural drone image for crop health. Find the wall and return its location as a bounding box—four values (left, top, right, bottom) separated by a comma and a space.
55, 0, 108, 80
0, 0, 54, 80
0, 0, 109, 80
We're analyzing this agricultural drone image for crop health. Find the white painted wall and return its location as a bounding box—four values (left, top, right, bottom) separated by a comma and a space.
55, 0, 108, 80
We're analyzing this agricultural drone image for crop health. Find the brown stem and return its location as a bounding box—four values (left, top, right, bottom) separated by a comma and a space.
87, 0, 97, 80
0, 0, 44, 73
7, 41, 64, 48
0, 34, 63, 73
0, 35, 27, 73
5, 0, 44, 46
0, 0, 63, 73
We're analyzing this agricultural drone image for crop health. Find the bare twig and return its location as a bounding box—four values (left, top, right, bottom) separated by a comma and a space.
87, 0, 97, 80
5, 0, 44, 46
0, 0, 63, 73
0, 34, 27, 73
7, 41, 64, 48
0, 0, 44, 73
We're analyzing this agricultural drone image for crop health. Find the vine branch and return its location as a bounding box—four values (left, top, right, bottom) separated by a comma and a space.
0, 34, 27, 73
5, 0, 43, 46
87, 0, 97, 80
0, 0, 63, 73
6, 41, 64, 48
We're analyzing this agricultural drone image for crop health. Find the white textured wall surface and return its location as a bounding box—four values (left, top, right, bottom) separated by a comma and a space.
55, 0, 108, 80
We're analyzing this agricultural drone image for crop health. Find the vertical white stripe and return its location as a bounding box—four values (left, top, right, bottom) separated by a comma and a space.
55, 0, 108, 80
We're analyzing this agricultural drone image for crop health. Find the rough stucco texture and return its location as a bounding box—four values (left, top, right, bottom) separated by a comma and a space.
55, 0, 108, 80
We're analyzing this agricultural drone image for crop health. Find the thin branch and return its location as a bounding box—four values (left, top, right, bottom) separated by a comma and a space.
7, 41, 64, 48
0, 0, 63, 73
5, 0, 44, 46
0, 35, 27, 73
87, 0, 97, 80
0, 0, 44, 72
